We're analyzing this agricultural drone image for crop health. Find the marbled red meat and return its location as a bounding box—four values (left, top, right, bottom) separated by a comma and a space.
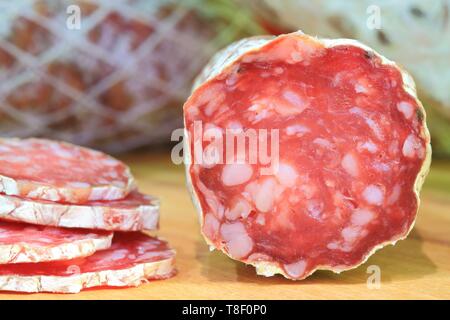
0, 138, 135, 203
183, 32, 431, 280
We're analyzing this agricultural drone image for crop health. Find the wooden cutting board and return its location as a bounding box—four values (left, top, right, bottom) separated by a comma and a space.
1, 152, 449, 300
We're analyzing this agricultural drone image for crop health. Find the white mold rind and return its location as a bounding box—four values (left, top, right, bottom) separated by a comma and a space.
0, 254, 175, 293
0, 233, 113, 264
0, 193, 159, 231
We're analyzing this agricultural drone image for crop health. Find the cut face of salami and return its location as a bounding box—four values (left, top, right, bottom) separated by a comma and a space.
0, 221, 112, 264
0, 232, 175, 293
0, 190, 159, 231
183, 32, 431, 280
0, 138, 135, 203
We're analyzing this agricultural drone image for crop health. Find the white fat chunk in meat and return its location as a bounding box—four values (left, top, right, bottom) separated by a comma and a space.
225, 73, 238, 86
341, 225, 362, 243
249, 102, 270, 122
185, 105, 200, 118
220, 222, 253, 259
198, 180, 224, 220
397, 101, 414, 119
388, 139, 399, 155
355, 83, 368, 93
48, 144, 74, 159
349, 107, 383, 140
202, 148, 223, 169
402, 135, 415, 158
402, 134, 424, 158
275, 163, 298, 187
341, 153, 359, 177
203, 213, 220, 240
357, 140, 378, 153
253, 109, 270, 122
222, 164, 253, 186
204, 93, 226, 117
282, 90, 307, 111
306, 199, 324, 220
364, 117, 384, 140
327, 242, 339, 250
349, 106, 363, 116
225, 198, 252, 220
373, 162, 391, 172
332, 72, 343, 87
255, 214, 266, 225
351, 208, 375, 226
313, 137, 333, 148
387, 184, 402, 205
109, 249, 128, 261
290, 51, 303, 62
196, 83, 223, 106
362, 185, 384, 205
249, 103, 263, 112
253, 178, 278, 212
325, 179, 335, 188
284, 260, 307, 278
299, 183, 317, 199
274, 67, 284, 74
227, 121, 243, 130
285, 124, 310, 136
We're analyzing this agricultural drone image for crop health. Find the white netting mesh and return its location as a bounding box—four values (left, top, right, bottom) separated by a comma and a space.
0, 0, 262, 153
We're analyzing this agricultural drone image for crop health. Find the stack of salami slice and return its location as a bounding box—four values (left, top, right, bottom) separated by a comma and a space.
0, 138, 175, 293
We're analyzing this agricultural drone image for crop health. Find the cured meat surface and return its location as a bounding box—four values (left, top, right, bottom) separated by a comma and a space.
0, 190, 159, 231
183, 32, 431, 280
0, 221, 112, 264
0, 233, 176, 293
0, 138, 135, 203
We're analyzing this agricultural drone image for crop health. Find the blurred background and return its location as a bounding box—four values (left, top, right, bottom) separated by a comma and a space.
0, 0, 262, 152
0, 0, 448, 158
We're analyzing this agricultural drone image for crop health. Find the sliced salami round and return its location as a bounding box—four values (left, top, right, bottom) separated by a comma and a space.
0, 232, 175, 293
0, 138, 135, 203
183, 31, 431, 280
0, 190, 159, 231
0, 221, 112, 264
